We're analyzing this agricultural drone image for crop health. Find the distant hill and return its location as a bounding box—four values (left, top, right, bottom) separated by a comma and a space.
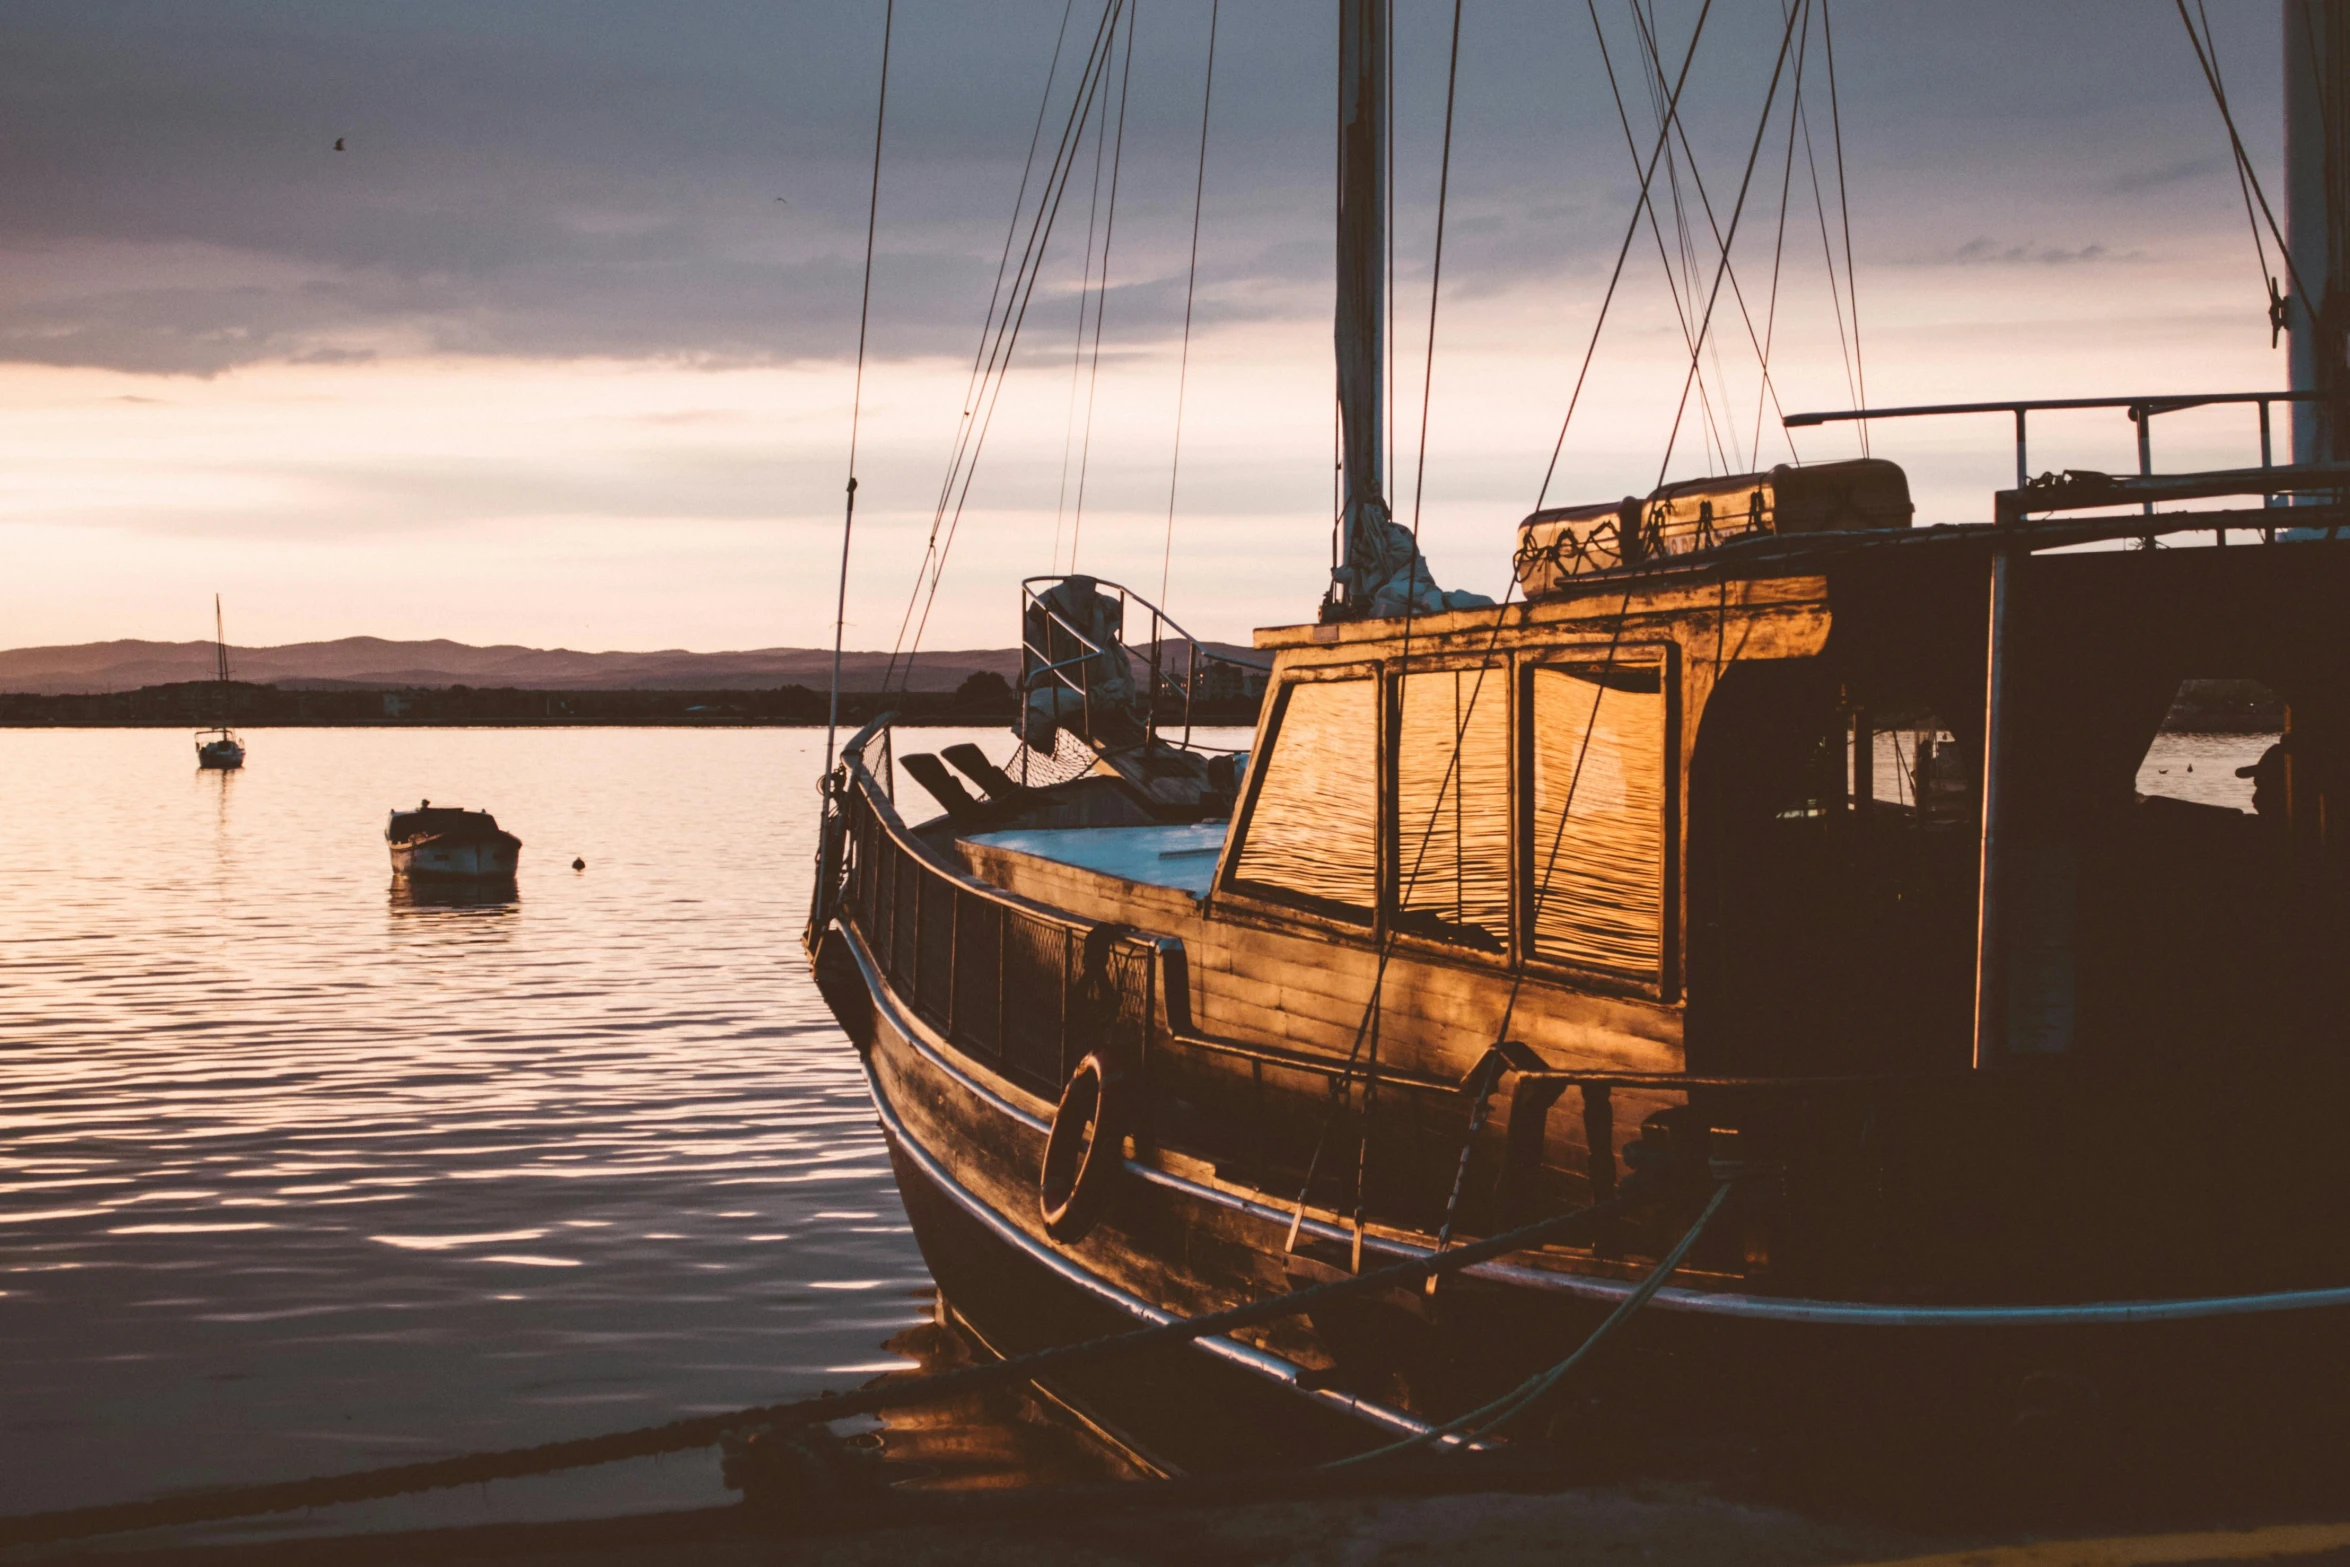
0, 635, 1262, 696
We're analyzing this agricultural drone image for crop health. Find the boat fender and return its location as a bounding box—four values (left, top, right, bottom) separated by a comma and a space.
1039, 1051, 1127, 1245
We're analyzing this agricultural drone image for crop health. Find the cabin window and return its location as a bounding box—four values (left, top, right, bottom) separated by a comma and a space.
2132, 678, 2282, 814
1393, 668, 1511, 951
1228, 675, 1379, 920
1526, 655, 1667, 979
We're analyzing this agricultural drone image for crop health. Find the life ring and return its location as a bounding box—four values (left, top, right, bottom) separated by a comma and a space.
1039, 1052, 1126, 1244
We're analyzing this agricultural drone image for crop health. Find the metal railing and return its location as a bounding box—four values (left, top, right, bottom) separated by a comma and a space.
1020, 575, 1269, 753
1785, 389, 2335, 538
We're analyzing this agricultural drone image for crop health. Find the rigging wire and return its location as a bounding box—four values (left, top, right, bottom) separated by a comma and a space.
1820, 0, 1866, 453
1591, 0, 1799, 474
926, 0, 1085, 595
886, 0, 1115, 690
1404, 0, 1465, 547
883, 1, 1127, 692
2174, 0, 2317, 334
1629, 2, 1729, 470
1159, 0, 1220, 608
1793, 75, 1859, 424
1749, 0, 1811, 470
1055, 28, 1120, 575
1532, 0, 1718, 511
1066, 0, 1140, 575
1652, 0, 1805, 488
2197, 0, 2280, 309
823, 0, 894, 781
1626, 0, 1808, 479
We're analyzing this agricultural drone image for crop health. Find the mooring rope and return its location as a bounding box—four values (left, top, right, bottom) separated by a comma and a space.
0, 1177, 1664, 1548
1332, 1179, 1734, 1466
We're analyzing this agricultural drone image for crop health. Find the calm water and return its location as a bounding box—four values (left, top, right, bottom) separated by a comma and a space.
0, 724, 1097, 1547
0, 721, 2264, 1547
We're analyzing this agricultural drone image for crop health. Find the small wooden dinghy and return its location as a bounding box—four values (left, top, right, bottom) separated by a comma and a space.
386, 800, 521, 884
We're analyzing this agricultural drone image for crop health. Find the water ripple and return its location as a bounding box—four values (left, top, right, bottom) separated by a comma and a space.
0, 727, 1011, 1528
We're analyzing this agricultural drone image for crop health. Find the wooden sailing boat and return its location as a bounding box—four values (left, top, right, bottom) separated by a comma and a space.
194, 594, 245, 770
808, 5, 2350, 1475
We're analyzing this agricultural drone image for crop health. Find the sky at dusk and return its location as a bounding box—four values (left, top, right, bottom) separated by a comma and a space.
0, 1, 2302, 654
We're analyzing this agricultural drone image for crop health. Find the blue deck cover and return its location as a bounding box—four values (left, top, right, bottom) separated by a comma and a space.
963, 821, 1230, 896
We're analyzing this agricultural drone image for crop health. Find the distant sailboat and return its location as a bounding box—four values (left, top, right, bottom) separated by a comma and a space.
194, 595, 244, 771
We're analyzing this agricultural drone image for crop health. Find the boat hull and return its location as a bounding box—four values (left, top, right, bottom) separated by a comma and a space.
196, 741, 243, 770
818, 913, 2350, 1494
390, 834, 521, 883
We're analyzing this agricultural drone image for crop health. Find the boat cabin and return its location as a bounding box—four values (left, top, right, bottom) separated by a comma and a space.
821, 454, 2350, 1307
1224, 524, 2350, 1083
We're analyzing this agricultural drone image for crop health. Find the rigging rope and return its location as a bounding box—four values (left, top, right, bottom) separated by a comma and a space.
1820, 0, 1865, 452
1064, 0, 1139, 577
1053, 37, 1115, 577
823, 0, 895, 781
1329, 1180, 1732, 1466
1533, 0, 1716, 511
1596, 0, 1806, 475
2196, 0, 2281, 331
1160, 0, 1219, 608
1793, 72, 1858, 426
1652, 0, 1805, 488
923, 0, 1084, 621
2174, 0, 2316, 340
883, 0, 1126, 693
1404, 0, 1466, 546
1750, 0, 1811, 470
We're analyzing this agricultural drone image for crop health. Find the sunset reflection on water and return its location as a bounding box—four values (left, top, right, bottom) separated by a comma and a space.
0, 726, 1082, 1541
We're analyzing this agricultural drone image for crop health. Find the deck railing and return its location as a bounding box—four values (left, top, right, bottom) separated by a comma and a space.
1020, 575, 1269, 752
830, 737, 1160, 1104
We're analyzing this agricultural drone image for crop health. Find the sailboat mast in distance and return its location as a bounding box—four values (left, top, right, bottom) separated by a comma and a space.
195, 594, 246, 769
1331, 0, 1386, 614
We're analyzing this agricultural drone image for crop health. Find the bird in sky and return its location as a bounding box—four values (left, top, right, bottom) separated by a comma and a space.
333, 137, 346, 151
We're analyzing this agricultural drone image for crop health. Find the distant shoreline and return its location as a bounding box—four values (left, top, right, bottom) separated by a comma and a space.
0, 676, 1263, 731
0, 715, 1118, 729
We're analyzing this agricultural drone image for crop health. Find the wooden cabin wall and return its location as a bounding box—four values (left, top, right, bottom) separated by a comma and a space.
946, 579, 1834, 1251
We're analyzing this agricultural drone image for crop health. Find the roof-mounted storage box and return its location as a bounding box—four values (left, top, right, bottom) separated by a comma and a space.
1513, 457, 1913, 598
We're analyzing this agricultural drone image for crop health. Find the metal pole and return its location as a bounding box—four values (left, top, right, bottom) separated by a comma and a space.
1971, 527, 2016, 1072
1334, 0, 1387, 611
2135, 405, 2155, 546
2286, 0, 2350, 470
2263, 399, 2279, 541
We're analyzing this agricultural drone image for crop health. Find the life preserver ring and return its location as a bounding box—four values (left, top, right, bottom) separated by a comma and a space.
1039, 1052, 1126, 1244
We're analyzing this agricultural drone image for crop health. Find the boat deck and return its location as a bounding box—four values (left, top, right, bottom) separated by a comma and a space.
960, 822, 1229, 897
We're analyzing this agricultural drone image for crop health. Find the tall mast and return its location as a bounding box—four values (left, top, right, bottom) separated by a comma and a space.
1333, 0, 1386, 612
2286, 0, 2350, 465
213, 594, 229, 700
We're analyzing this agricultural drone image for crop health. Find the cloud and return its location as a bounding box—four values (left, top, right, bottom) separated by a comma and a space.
0, 1, 2286, 376
2103, 155, 2228, 195
1944, 237, 2128, 267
